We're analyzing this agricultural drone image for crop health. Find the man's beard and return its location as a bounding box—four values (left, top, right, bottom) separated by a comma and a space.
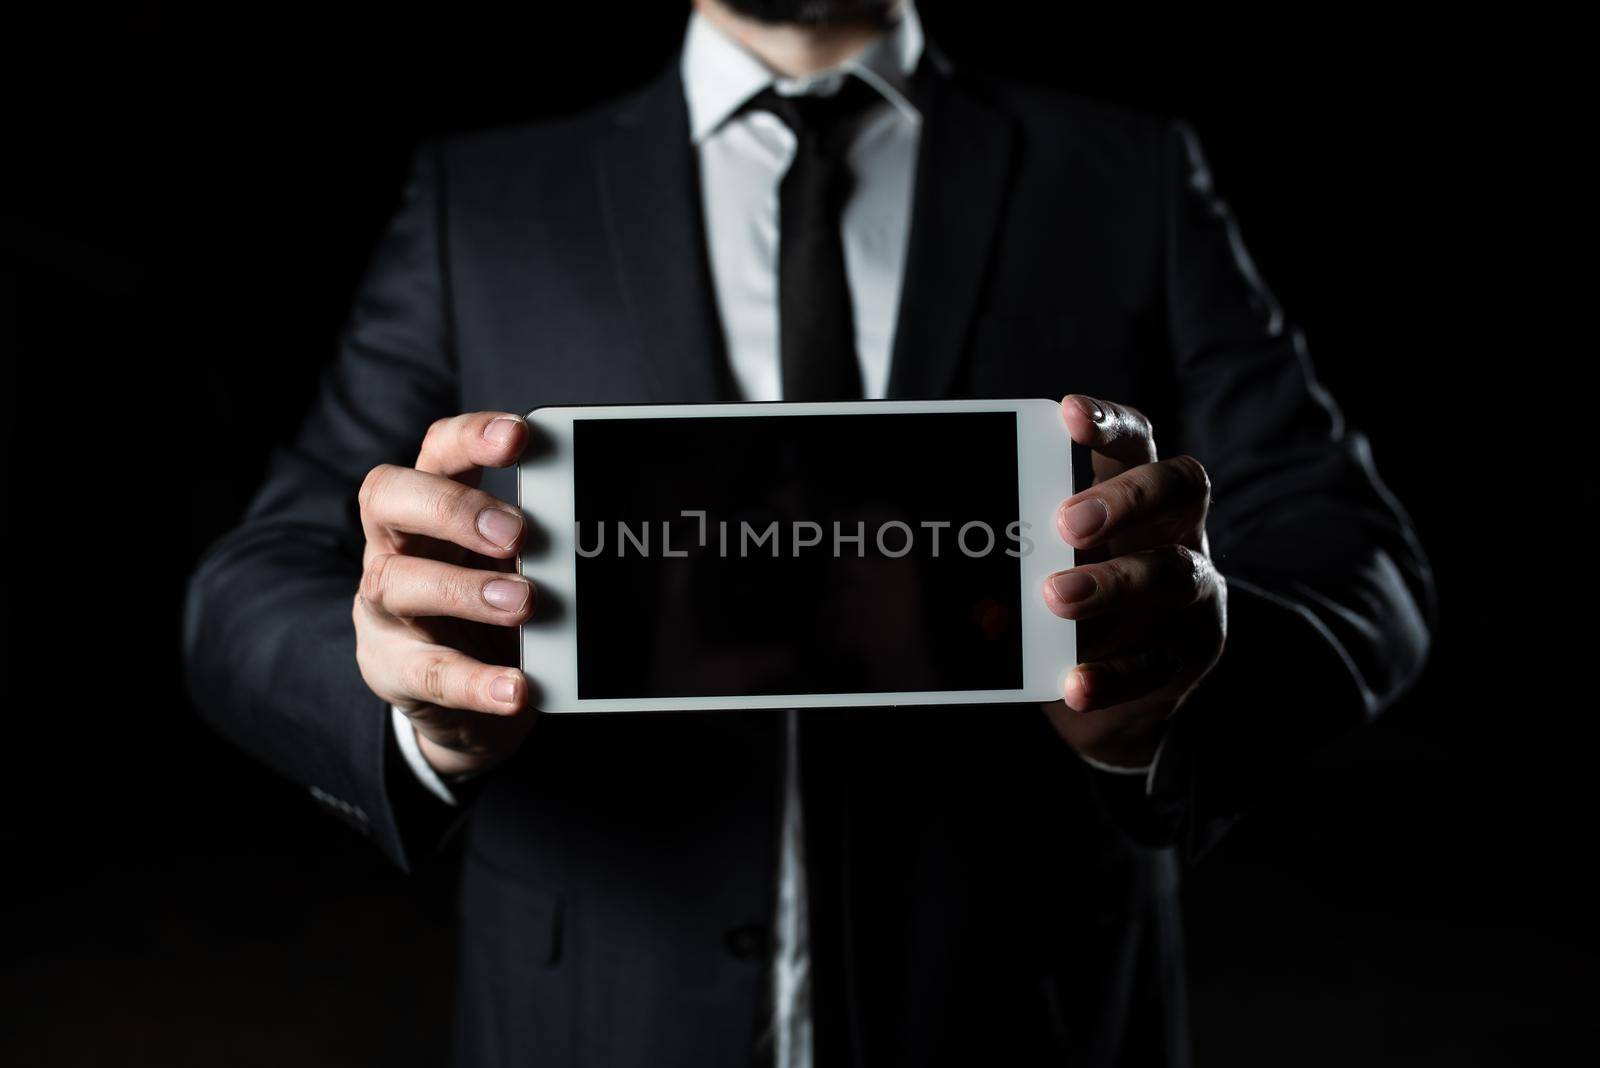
718, 0, 898, 26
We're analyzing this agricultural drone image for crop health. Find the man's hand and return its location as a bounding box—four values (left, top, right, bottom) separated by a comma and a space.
354, 411, 537, 778
1041, 394, 1227, 769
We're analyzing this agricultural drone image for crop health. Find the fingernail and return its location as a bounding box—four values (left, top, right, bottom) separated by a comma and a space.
483, 578, 531, 612
1072, 395, 1106, 423
1063, 499, 1108, 539
1050, 571, 1097, 604
484, 417, 521, 447
478, 508, 523, 549
1068, 667, 1092, 709
490, 674, 520, 704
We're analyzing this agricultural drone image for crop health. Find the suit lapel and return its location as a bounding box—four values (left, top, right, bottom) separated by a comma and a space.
594, 65, 737, 404
592, 60, 1018, 404
886, 66, 1019, 400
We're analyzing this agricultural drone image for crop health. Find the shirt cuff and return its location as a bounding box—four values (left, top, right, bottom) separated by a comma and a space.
390, 705, 460, 808
1078, 730, 1171, 797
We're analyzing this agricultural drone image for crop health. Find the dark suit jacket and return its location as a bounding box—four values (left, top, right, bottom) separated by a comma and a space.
182, 52, 1435, 1068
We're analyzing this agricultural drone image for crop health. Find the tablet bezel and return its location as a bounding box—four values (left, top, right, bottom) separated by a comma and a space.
518, 399, 1074, 712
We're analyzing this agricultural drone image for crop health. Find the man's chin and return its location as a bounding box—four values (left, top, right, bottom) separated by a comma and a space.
718, 0, 898, 27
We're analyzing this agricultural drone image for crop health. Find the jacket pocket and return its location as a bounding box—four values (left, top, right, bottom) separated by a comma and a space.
460, 853, 564, 967
455, 856, 573, 1066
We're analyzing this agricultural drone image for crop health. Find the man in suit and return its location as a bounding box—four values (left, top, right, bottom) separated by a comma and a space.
182, 1, 1436, 1065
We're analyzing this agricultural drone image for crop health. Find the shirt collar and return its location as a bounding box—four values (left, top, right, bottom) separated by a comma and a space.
681, 0, 925, 145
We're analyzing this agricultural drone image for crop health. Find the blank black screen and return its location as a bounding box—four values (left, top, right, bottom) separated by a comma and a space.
574, 412, 1022, 699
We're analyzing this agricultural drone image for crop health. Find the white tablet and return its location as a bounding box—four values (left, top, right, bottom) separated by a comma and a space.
518, 399, 1075, 713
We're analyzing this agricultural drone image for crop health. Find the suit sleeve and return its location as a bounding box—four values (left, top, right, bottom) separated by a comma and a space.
1090, 119, 1438, 859
182, 142, 466, 871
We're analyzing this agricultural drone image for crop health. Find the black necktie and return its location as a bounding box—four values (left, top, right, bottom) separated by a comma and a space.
744, 77, 883, 1067
745, 77, 881, 402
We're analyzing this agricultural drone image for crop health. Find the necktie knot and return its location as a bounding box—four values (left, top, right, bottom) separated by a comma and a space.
743, 76, 882, 159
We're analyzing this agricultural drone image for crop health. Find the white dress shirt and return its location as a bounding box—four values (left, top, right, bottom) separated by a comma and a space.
392, 5, 1157, 1066
679, 9, 923, 1066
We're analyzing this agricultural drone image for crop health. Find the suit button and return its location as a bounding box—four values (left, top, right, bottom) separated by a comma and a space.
724, 923, 768, 961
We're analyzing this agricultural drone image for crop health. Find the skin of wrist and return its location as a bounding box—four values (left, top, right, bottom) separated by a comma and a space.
416, 731, 490, 779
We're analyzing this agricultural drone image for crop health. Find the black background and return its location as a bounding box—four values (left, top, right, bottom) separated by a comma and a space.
8, 4, 1590, 1065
